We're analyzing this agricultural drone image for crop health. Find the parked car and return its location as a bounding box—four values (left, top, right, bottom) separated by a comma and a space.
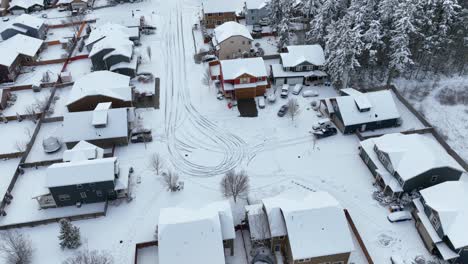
277, 104, 288, 117
267, 92, 276, 103
280, 84, 289, 98
131, 128, 151, 136
324, 81, 332, 86
387, 211, 412, 223
292, 84, 303, 95
257, 97, 265, 109
313, 127, 337, 139
302, 89, 319, 97
259, 18, 270, 26
312, 118, 332, 131
390, 205, 405, 213
131, 133, 153, 143
217, 92, 224, 100
202, 54, 217, 63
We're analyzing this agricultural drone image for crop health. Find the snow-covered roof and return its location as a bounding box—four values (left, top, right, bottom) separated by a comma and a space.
262, 191, 354, 260
158, 201, 235, 264
202, 0, 243, 14
89, 34, 133, 58
8, 0, 43, 9
334, 89, 401, 126
220, 57, 267, 80
109, 56, 138, 71
62, 140, 104, 162
213, 21, 252, 45
46, 157, 116, 188
85, 23, 137, 46
245, 0, 269, 9
2, 14, 44, 30
420, 181, 468, 249
280, 45, 325, 68
63, 107, 129, 143
0, 34, 43, 66
92, 102, 112, 127
66, 71, 132, 106
271, 63, 327, 78
245, 204, 270, 241
366, 133, 464, 181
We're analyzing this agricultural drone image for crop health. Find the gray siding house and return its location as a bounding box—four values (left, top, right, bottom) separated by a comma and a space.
244, 0, 269, 25
0, 14, 46, 40
359, 133, 465, 195
412, 181, 468, 263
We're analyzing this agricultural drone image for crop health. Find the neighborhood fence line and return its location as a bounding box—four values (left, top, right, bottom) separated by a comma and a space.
344, 209, 374, 264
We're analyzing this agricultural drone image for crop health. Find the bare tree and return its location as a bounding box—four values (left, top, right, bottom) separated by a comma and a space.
0, 230, 33, 264
23, 105, 38, 123
146, 46, 152, 61
287, 98, 300, 122
221, 170, 249, 203
161, 171, 179, 192
62, 249, 113, 264
149, 153, 164, 175
15, 141, 28, 153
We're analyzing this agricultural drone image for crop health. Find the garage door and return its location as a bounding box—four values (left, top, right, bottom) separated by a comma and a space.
275, 78, 285, 85
287, 77, 304, 85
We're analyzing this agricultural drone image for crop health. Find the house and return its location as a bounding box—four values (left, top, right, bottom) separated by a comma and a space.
35, 141, 129, 208
7, 0, 43, 15
66, 71, 133, 112
211, 57, 269, 99
0, 14, 46, 40
201, 0, 243, 28
157, 200, 235, 264
63, 102, 131, 149
89, 32, 137, 77
360, 133, 465, 195
412, 181, 468, 263
0, 88, 11, 109
85, 23, 140, 52
0, 34, 44, 83
319, 89, 401, 133
246, 191, 354, 264
56, 0, 89, 11
244, 0, 269, 25
271, 45, 327, 85
212, 21, 253, 60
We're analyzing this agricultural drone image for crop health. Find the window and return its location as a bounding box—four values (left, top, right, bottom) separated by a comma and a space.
80, 192, 87, 199
333, 262, 344, 264
76, 184, 83, 189
96, 190, 102, 197
274, 244, 280, 251
257, 77, 263, 82
239, 77, 249, 84
89, 183, 95, 188
430, 175, 438, 183
58, 194, 70, 201
230, 40, 234, 44
242, 41, 245, 45
430, 213, 441, 229
238, 49, 241, 52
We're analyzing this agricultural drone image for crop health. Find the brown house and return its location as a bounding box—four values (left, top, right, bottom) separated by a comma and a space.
247, 191, 354, 264
66, 71, 133, 112
201, 0, 242, 28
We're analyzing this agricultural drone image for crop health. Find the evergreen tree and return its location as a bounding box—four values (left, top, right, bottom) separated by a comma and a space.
58, 218, 82, 250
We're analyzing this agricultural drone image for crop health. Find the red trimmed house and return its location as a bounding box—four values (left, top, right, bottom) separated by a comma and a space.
211, 57, 269, 100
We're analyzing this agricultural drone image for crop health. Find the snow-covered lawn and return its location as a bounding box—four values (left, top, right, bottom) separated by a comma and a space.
51, 86, 73, 117
26, 121, 65, 164
0, 158, 21, 200
15, 64, 63, 86
40, 44, 69, 61
45, 27, 76, 43
0, 120, 36, 155
2, 88, 53, 117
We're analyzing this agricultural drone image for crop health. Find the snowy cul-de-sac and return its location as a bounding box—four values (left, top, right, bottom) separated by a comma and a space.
0, 0, 466, 263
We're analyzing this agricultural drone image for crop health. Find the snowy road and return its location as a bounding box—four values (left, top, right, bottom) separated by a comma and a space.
160, 0, 249, 177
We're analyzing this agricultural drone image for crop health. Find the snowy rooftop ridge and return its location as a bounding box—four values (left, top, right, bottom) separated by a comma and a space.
62, 141, 104, 162
0, 34, 43, 66
420, 181, 468, 249
1, 14, 44, 31
280, 45, 325, 68
8, 0, 43, 9
213, 21, 253, 45
220, 57, 267, 80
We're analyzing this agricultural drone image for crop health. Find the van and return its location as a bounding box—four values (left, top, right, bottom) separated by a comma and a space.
292, 84, 303, 95
280, 84, 289, 98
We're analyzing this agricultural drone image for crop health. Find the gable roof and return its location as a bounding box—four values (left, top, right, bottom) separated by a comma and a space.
334, 89, 401, 126
62, 140, 104, 162
370, 133, 464, 181
202, 0, 243, 14
8, 0, 43, 9
158, 200, 234, 264
2, 14, 44, 31
66, 71, 132, 106
213, 21, 252, 45
0, 34, 43, 66
420, 181, 468, 249
89, 33, 133, 58
280, 45, 325, 68
46, 157, 116, 188
85, 23, 135, 46
262, 191, 354, 260
220, 57, 267, 80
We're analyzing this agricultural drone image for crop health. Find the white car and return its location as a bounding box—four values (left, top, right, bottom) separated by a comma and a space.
267, 93, 276, 103
387, 211, 412, 223
302, 89, 319, 97
257, 97, 265, 109
292, 84, 303, 95
280, 84, 289, 98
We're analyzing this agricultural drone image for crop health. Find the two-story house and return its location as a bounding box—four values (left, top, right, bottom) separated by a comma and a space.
246, 191, 354, 264
35, 141, 129, 208
157, 201, 235, 264
0, 34, 44, 83
8, 0, 43, 15
0, 14, 46, 40
212, 21, 253, 60
360, 133, 465, 196
84, 23, 140, 52
201, 0, 243, 29
213, 57, 269, 99
413, 181, 468, 263
271, 45, 327, 85
244, 0, 269, 25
